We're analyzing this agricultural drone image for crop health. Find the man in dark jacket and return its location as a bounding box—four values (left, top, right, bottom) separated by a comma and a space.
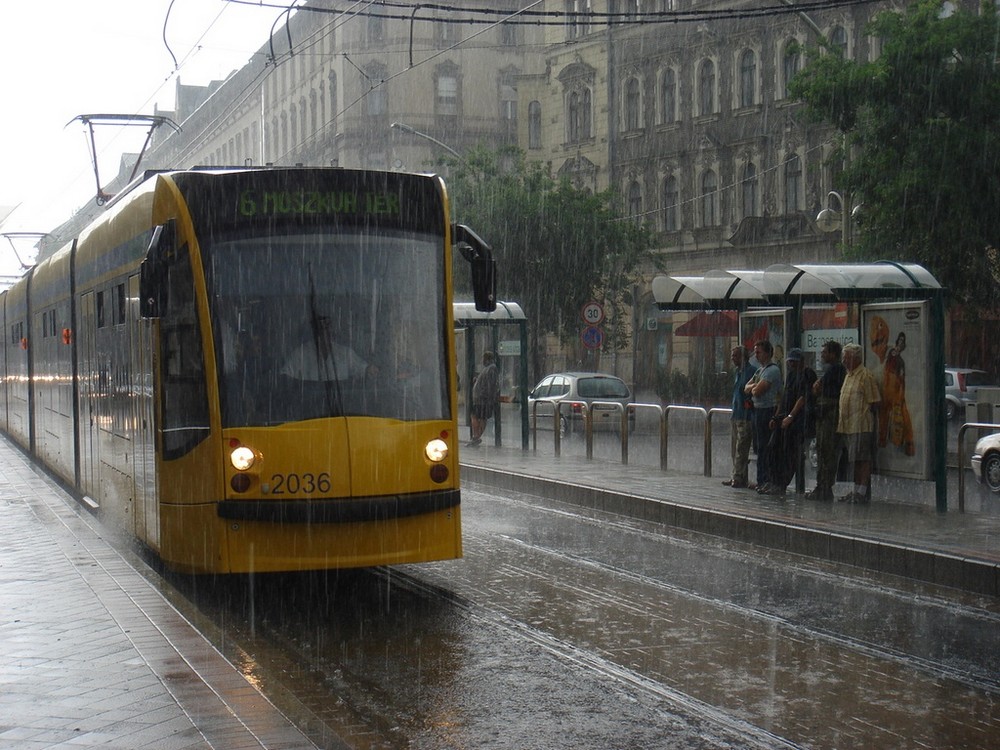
806, 341, 847, 501
761, 348, 816, 497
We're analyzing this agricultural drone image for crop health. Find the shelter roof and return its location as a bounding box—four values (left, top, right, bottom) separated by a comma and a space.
653, 262, 941, 311
453, 300, 526, 322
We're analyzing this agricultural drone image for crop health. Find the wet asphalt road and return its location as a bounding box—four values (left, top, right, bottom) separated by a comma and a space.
165, 481, 1000, 749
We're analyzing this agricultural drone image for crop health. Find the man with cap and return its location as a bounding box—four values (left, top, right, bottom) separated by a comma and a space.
760, 347, 817, 496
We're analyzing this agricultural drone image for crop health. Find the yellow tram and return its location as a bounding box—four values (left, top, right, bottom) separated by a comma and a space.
1, 168, 495, 573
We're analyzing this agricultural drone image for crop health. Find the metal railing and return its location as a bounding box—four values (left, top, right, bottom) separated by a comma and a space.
957, 421, 1000, 512
529, 400, 730, 477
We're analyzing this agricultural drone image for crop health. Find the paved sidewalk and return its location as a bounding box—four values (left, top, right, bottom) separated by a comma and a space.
459, 436, 1000, 598
0, 437, 318, 750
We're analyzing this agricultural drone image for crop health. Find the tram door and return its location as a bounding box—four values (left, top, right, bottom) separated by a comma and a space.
129, 274, 159, 548
78, 291, 99, 499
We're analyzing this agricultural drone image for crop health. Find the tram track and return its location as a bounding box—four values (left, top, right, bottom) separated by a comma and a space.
150, 482, 1000, 749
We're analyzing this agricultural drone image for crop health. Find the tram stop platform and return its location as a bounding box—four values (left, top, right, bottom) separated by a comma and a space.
0, 436, 320, 750
3, 425, 999, 750
459, 431, 1000, 599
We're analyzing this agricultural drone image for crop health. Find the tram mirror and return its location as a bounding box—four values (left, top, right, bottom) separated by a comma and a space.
452, 223, 497, 313
140, 220, 176, 318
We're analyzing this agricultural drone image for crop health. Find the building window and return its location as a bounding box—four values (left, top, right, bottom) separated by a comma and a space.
565, 0, 592, 40
624, 77, 641, 131
435, 16, 459, 47
368, 14, 385, 44
366, 64, 388, 116
567, 88, 591, 142
660, 68, 676, 124
698, 59, 716, 116
740, 162, 758, 218
328, 72, 338, 132
528, 101, 542, 149
501, 21, 517, 46
437, 75, 458, 115
661, 175, 679, 232
782, 40, 800, 99
627, 180, 642, 223
739, 50, 756, 108
784, 155, 802, 214
831, 25, 848, 57
700, 170, 718, 226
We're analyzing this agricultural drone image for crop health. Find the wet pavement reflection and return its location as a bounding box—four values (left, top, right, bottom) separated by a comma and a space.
165, 482, 1000, 749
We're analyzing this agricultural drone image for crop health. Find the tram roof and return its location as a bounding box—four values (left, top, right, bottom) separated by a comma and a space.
652, 262, 942, 311
453, 301, 526, 321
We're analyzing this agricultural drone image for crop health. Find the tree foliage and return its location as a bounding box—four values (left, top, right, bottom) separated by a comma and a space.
789, 0, 1000, 309
447, 145, 655, 376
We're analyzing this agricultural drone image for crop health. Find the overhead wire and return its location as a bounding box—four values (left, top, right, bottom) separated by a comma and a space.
225, 0, 885, 27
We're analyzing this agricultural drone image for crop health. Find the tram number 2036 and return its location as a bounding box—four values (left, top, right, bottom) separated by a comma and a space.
267, 473, 333, 494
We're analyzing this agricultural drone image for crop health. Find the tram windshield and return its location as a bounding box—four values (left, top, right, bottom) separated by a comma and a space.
203, 229, 449, 427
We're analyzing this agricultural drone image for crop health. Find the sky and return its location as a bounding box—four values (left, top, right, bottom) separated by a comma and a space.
0, 0, 290, 278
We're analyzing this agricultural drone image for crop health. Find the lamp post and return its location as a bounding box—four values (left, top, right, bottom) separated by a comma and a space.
390, 121, 463, 162
816, 190, 862, 248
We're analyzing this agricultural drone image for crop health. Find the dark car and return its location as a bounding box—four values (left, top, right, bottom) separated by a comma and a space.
528, 372, 634, 436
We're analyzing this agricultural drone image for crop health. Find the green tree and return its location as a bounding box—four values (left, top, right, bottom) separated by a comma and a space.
790, 0, 1000, 309
447, 145, 655, 379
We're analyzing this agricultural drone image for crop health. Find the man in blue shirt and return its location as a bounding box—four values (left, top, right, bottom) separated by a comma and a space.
723, 345, 757, 488
744, 340, 782, 490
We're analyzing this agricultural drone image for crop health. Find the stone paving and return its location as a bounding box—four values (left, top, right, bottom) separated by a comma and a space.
0, 437, 318, 750
3, 417, 999, 749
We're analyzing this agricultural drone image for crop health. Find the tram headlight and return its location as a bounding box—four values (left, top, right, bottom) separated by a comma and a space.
425, 438, 448, 463
230, 446, 257, 471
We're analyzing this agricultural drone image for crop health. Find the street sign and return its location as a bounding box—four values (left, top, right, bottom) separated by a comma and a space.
581, 301, 604, 326
580, 325, 603, 350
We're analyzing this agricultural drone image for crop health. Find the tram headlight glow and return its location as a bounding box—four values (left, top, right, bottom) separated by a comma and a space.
230, 446, 257, 471
425, 438, 448, 462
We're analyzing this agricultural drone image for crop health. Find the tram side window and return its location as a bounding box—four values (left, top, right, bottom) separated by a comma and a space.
160, 242, 210, 459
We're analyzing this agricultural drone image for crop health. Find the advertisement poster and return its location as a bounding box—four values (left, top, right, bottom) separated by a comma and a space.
862, 302, 931, 480
739, 309, 789, 370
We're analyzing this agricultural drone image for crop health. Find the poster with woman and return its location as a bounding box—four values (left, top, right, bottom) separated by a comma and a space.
862, 302, 931, 480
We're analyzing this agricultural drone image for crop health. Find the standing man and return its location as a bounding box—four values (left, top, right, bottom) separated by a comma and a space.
723, 345, 757, 488
806, 341, 847, 501
744, 340, 782, 491
761, 348, 816, 496
468, 351, 499, 447
836, 343, 881, 503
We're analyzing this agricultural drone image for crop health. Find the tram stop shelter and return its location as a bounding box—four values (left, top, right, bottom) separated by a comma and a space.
454, 301, 530, 449
652, 262, 950, 511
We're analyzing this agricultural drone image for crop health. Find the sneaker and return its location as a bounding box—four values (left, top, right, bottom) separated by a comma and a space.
763, 485, 786, 497
466, 438, 482, 447
837, 492, 857, 503
722, 480, 748, 488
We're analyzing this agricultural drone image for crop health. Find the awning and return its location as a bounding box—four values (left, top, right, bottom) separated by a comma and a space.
674, 310, 738, 337
652, 262, 942, 311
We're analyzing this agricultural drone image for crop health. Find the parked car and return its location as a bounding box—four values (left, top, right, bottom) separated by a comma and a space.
944, 367, 995, 421
970, 432, 1000, 493
528, 372, 634, 436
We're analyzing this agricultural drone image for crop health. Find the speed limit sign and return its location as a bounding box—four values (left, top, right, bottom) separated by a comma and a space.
581, 301, 604, 326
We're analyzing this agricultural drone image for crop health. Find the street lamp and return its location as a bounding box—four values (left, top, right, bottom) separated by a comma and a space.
816, 190, 862, 247
390, 121, 463, 162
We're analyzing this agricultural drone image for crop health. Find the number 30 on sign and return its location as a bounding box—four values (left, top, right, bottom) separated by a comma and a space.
581, 301, 604, 325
